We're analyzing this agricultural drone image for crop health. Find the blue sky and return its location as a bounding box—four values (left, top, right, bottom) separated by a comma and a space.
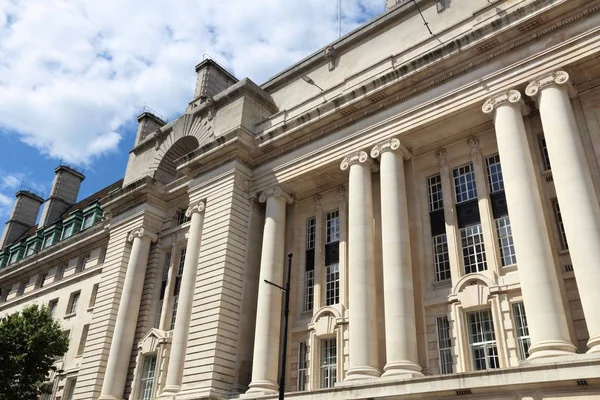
0, 0, 384, 219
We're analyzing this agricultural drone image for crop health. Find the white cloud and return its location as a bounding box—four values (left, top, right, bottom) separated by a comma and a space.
0, 0, 384, 165
0, 193, 12, 217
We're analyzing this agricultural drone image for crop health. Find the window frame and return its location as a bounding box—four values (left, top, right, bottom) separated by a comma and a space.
485, 154, 504, 194
325, 263, 339, 306
495, 216, 516, 266
325, 210, 340, 244
77, 324, 90, 357
432, 233, 451, 282
460, 224, 487, 274
435, 315, 453, 374
138, 354, 157, 400
67, 291, 81, 315
320, 337, 337, 389
297, 341, 308, 391
427, 174, 444, 212
453, 163, 478, 204
553, 200, 568, 251
467, 309, 499, 371
512, 302, 531, 360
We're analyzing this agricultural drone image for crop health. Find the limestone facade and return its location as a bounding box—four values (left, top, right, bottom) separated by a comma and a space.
2, 1, 600, 399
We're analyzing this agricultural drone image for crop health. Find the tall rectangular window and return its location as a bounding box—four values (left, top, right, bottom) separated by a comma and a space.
63, 378, 77, 400
467, 309, 499, 371
37, 273, 47, 289
453, 164, 477, 204
495, 216, 516, 266
325, 211, 340, 306
89, 283, 99, 308
76, 254, 90, 273
138, 354, 157, 400
512, 302, 531, 360
485, 154, 504, 193
176, 209, 191, 226
432, 234, 451, 282
48, 299, 59, 317
297, 342, 308, 391
428, 174, 444, 212
77, 324, 90, 356
436, 316, 453, 374
553, 201, 568, 250
326, 211, 340, 244
321, 338, 337, 388
170, 249, 186, 330
67, 291, 80, 315
304, 218, 316, 312
539, 136, 551, 171
460, 224, 487, 274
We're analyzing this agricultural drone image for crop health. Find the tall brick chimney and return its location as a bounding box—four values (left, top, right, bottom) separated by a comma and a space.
193, 58, 238, 100
0, 189, 44, 250
38, 164, 85, 228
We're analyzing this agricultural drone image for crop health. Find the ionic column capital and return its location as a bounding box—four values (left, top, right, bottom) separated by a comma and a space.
525, 70, 577, 99
128, 227, 158, 243
370, 137, 411, 160
340, 150, 371, 171
259, 186, 294, 204
482, 89, 529, 116
185, 200, 206, 217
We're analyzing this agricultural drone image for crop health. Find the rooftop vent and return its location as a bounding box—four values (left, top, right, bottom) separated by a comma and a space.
456, 389, 472, 395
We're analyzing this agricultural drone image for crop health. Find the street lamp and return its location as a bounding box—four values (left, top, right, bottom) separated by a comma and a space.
264, 253, 293, 400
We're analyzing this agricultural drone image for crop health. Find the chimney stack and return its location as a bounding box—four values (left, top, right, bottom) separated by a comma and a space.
0, 188, 44, 250
38, 164, 85, 228
193, 58, 238, 100
135, 108, 167, 146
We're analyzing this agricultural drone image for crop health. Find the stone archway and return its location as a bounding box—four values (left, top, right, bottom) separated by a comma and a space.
154, 136, 200, 183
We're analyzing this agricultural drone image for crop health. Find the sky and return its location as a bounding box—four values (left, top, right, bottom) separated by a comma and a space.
0, 0, 385, 220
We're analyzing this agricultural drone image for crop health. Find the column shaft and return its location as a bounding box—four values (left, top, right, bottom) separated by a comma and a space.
527, 72, 600, 353
159, 244, 177, 331
162, 202, 206, 394
247, 188, 290, 394
371, 140, 422, 377
483, 90, 575, 359
341, 151, 380, 380
99, 228, 156, 400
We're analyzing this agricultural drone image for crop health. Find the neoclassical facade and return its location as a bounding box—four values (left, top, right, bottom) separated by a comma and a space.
1, 0, 600, 399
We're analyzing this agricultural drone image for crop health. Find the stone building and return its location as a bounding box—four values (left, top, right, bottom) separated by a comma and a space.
1, 0, 600, 399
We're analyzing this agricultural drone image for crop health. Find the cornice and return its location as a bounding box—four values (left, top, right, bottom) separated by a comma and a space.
252, 0, 599, 161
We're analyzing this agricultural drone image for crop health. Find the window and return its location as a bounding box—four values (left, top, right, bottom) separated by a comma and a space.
298, 342, 308, 391
304, 218, 316, 312
9, 251, 20, 265
156, 252, 171, 328
436, 316, 453, 374
321, 338, 337, 388
63, 377, 77, 400
428, 174, 444, 212
553, 201, 568, 251
326, 211, 340, 244
170, 248, 186, 330
77, 254, 90, 272
56, 265, 66, 280
48, 299, 58, 317
82, 214, 94, 229
138, 355, 157, 400
325, 264, 339, 306
460, 224, 487, 274
25, 243, 37, 257
17, 281, 27, 296
42, 234, 54, 249
0, 288, 9, 302
467, 310, 499, 371
89, 283, 99, 308
512, 303, 531, 360
432, 234, 451, 282
495, 217, 516, 266
37, 273, 47, 289
485, 154, 504, 193
453, 164, 477, 203
77, 324, 90, 356
176, 209, 191, 226
61, 224, 74, 240
67, 291, 80, 315
539, 136, 551, 171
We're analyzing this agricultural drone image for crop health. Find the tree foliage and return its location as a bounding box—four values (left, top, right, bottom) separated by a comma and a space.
0, 304, 69, 400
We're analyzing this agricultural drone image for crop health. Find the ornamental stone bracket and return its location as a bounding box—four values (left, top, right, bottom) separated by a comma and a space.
258, 186, 294, 204
128, 227, 158, 243
435, 148, 448, 167
370, 137, 412, 160
482, 89, 530, 117
525, 70, 577, 100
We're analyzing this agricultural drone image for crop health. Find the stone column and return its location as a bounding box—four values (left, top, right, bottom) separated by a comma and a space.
247, 187, 293, 394
526, 71, 600, 353
371, 139, 422, 377
340, 151, 380, 380
482, 90, 576, 359
159, 242, 178, 331
99, 227, 157, 400
162, 201, 206, 395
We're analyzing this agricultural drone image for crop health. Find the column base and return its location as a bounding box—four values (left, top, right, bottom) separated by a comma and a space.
345, 365, 381, 381
382, 361, 424, 378
586, 335, 600, 354
244, 380, 278, 395
527, 340, 577, 360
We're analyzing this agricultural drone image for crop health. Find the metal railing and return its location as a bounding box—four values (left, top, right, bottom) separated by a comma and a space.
140, 105, 167, 123
18, 183, 45, 199
58, 159, 85, 175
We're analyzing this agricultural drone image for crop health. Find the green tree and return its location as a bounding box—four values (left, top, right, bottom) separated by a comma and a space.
0, 304, 69, 400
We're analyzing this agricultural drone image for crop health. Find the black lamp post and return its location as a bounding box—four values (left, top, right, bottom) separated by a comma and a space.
264, 253, 293, 400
